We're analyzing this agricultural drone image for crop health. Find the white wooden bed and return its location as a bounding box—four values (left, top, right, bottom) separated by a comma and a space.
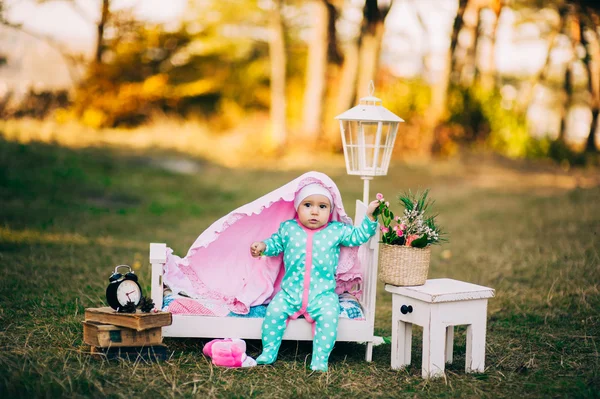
149, 200, 380, 361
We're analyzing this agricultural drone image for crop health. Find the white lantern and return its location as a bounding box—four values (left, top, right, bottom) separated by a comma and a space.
335, 82, 404, 203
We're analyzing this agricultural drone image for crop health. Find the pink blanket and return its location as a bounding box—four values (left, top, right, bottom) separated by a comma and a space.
162, 171, 364, 314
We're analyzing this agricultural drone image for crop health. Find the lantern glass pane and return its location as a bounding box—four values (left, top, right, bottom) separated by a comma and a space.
340, 119, 400, 176
380, 122, 399, 174
359, 121, 378, 174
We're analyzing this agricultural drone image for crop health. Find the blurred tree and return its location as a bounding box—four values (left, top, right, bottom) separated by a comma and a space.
72, 12, 193, 127
449, 0, 469, 84
0, 0, 86, 84
268, 0, 287, 150
552, 0, 600, 152
302, 0, 343, 145
96, 0, 110, 65
356, 0, 393, 97
302, 0, 332, 142
71, 0, 302, 128
333, 0, 393, 148
529, 4, 565, 94
575, 0, 600, 152
38, 0, 112, 66
422, 0, 471, 156
474, 0, 503, 90
453, 0, 480, 85
556, 3, 577, 144
0, 1, 7, 24
450, 0, 502, 89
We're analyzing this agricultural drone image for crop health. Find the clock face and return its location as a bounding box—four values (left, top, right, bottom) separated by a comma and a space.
116, 280, 142, 306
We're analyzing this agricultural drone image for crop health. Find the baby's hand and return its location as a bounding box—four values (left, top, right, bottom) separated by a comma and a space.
250, 241, 266, 258
366, 200, 380, 221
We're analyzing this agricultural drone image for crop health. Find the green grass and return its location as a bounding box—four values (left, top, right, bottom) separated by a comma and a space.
0, 135, 599, 398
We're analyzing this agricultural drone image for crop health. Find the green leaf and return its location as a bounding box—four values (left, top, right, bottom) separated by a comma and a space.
410, 235, 429, 248
372, 207, 381, 218
382, 234, 390, 244
390, 235, 402, 246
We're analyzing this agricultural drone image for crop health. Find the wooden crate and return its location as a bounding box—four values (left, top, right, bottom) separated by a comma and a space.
83, 321, 163, 348
90, 344, 169, 361
85, 307, 172, 331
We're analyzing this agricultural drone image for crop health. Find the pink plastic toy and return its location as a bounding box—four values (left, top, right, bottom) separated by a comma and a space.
202, 338, 257, 368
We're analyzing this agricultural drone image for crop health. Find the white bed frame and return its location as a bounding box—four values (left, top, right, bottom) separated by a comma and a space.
150, 200, 380, 361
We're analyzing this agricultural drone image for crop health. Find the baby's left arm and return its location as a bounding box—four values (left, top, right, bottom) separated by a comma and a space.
338, 216, 378, 247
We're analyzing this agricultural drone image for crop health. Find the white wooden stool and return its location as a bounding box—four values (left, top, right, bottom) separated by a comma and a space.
385, 278, 495, 379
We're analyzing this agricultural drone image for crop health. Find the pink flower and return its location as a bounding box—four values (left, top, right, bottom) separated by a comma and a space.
396, 229, 404, 237
376, 193, 384, 201
392, 225, 400, 232
399, 223, 406, 231
381, 226, 389, 234
405, 234, 420, 246
395, 216, 401, 222
385, 201, 390, 207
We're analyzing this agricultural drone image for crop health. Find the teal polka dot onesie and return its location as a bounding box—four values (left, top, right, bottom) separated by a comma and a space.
256, 216, 378, 371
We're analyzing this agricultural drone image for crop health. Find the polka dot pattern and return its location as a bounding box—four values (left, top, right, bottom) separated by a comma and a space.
256, 217, 377, 371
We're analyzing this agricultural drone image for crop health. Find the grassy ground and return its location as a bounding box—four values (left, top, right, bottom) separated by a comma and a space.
0, 134, 599, 398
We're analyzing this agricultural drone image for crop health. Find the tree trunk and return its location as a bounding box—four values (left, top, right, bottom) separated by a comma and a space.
435, 0, 469, 117
336, 1, 393, 113
427, 0, 469, 155
356, 18, 385, 97
581, 15, 600, 152
330, 0, 393, 150
409, 0, 431, 76
454, 0, 482, 86
302, 0, 329, 142
558, 5, 578, 143
476, 0, 502, 90
523, 4, 568, 112
465, 8, 483, 86
326, 1, 343, 65
269, 0, 287, 150
322, 0, 344, 148
449, 0, 470, 83
95, 0, 110, 65
589, 110, 599, 151
356, 0, 393, 97
330, 40, 359, 149
559, 61, 574, 143
335, 39, 359, 127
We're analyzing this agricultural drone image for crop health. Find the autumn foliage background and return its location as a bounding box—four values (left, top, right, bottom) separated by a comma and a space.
1, 0, 600, 166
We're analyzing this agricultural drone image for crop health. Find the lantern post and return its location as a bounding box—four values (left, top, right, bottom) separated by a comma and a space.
335, 81, 404, 203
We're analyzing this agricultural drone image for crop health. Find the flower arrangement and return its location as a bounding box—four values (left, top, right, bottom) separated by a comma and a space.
372, 189, 444, 248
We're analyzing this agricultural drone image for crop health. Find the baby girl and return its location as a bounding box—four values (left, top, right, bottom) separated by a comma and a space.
250, 183, 379, 371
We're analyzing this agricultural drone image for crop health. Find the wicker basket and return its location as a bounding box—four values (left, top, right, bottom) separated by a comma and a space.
378, 244, 430, 286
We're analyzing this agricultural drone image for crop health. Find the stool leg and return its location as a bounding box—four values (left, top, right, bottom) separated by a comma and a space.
392, 320, 411, 369
445, 326, 454, 364
422, 322, 446, 379
365, 342, 373, 362
404, 322, 412, 366
466, 313, 487, 373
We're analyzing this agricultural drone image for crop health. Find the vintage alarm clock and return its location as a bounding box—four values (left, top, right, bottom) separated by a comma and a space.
106, 265, 143, 311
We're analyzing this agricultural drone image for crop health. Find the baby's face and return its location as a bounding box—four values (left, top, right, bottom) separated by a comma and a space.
297, 194, 331, 230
